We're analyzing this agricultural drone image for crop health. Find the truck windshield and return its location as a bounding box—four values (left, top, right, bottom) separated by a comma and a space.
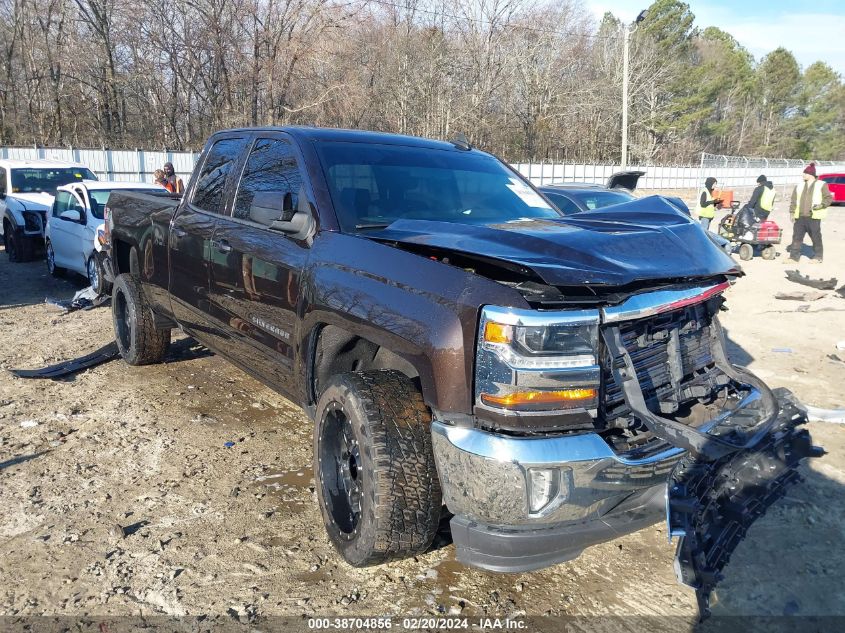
316, 142, 561, 232
11, 167, 97, 194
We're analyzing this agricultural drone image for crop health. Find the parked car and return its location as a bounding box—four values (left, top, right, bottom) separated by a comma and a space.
538, 171, 734, 255
537, 171, 645, 214
819, 173, 845, 204
106, 127, 818, 617
45, 180, 167, 293
0, 159, 97, 261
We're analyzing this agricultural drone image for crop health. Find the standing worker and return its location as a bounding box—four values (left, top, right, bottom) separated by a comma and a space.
788, 163, 831, 264
162, 162, 185, 194
747, 174, 776, 221
695, 176, 722, 231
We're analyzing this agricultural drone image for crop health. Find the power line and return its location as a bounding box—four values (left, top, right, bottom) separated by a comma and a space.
363, 0, 624, 42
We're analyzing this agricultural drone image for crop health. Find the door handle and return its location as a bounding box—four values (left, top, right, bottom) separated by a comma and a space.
213, 239, 232, 254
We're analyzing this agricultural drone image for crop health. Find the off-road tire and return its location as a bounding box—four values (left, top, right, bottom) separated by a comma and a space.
738, 243, 754, 261
46, 240, 66, 277
761, 246, 776, 260
314, 370, 442, 567
112, 273, 170, 365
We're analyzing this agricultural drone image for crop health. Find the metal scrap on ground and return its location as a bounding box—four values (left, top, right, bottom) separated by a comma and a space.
9, 342, 120, 380
784, 270, 838, 291
774, 290, 826, 301
46, 287, 109, 313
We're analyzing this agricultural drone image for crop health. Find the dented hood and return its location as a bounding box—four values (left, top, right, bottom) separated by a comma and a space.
370, 195, 740, 287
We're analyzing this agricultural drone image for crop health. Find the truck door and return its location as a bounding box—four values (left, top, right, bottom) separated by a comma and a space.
207, 134, 311, 399
169, 135, 249, 342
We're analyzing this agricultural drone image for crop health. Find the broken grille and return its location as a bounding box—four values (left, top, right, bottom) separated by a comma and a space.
601, 301, 726, 423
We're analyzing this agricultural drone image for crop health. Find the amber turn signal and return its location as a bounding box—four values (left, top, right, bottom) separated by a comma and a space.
483, 321, 513, 344
480, 388, 597, 408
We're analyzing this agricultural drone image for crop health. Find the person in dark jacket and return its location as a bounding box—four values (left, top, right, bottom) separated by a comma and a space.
747, 174, 776, 221
788, 163, 832, 263
695, 176, 722, 231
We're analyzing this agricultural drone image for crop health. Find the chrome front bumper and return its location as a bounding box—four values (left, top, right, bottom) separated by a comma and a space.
431, 421, 682, 527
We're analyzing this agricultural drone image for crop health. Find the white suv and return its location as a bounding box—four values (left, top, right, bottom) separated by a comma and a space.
0, 159, 97, 261
46, 180, 166, 292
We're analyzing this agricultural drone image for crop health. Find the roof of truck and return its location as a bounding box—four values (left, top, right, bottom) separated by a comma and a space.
0, 158, 90, 170
215, 126, 479, 153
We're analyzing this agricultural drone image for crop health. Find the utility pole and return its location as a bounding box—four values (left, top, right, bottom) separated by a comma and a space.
621, 10, 648, 170
621, 25, 630, 170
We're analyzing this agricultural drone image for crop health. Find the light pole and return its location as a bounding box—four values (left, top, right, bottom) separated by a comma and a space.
621, 10, 647, 170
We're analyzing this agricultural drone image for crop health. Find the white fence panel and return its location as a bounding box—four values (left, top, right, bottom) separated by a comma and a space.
2, 146, 844, 191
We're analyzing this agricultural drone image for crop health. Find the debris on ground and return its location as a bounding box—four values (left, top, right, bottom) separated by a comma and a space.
804, 405, 845, 424
836, 341, 845, 351
836, 285, 845, 299
829, 354, 845, 367
46, 287, 109, 313
9, 342, 119, 380
785, 270, 838, 291
771, 348, 794, 353
774, 290, 826, 301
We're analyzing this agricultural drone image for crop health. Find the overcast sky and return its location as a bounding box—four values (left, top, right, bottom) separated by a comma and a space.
587, 0, 845, 75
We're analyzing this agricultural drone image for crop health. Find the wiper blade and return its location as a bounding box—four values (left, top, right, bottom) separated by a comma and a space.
355, 222, 392, 231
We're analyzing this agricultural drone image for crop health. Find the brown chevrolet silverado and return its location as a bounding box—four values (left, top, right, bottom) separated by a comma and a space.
105, 127, 821, 617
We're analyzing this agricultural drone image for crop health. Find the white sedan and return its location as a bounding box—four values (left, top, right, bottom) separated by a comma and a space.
46, 180, 167, 292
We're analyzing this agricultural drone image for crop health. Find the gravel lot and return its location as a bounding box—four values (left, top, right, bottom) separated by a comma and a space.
1, 198, 844, 630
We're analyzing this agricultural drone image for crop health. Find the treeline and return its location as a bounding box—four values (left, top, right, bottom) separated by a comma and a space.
1, 0, 843, 162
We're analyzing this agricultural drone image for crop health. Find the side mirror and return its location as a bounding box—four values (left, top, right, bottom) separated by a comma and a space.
269, 209, 315, 241
60, 209, 82, 223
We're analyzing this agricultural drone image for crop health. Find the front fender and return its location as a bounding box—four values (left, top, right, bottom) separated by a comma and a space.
300, 232, 528, 415
3, 200, 46, 237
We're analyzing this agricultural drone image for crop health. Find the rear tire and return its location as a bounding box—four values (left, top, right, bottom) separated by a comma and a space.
46, 240, 66, 277
112, 273, 170, 365
761, 246, 776, 260
314, 370, 442, 566
739, 243, 754, 261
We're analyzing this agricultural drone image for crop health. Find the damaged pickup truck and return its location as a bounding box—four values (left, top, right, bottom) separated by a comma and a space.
105, 127, 821, 617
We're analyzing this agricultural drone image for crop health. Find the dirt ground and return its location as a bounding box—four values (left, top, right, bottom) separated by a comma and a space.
1, 196, 844, 631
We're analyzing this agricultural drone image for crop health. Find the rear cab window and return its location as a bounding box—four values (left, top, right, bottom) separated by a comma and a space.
192, 137, 249, 214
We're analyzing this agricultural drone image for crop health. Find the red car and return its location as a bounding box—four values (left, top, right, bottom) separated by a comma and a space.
819, 173, 845, 204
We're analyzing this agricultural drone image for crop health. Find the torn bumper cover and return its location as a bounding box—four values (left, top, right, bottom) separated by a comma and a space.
667, 389, 823, 619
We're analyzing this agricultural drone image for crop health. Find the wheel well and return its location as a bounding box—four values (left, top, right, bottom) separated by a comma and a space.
114, 239, 133, 276
310, 324, 420, 404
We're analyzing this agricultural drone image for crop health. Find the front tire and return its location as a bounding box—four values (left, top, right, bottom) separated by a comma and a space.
112, 273, 171, 365
314, 370, 442, 566
5, 229, 34, 262
761, 246, 776, 260
87, 254, 111, 294
738, 243, 754, 261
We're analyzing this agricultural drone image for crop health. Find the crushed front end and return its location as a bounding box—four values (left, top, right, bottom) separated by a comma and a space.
431, 281, 821, 618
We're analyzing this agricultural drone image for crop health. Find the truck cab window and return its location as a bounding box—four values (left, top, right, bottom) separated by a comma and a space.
192, 137, 246, 214
234, 138, 304, 226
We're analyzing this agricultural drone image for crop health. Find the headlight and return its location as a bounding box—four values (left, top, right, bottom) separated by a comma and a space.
23, 211, 43, 232
476, 306, 600, 413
